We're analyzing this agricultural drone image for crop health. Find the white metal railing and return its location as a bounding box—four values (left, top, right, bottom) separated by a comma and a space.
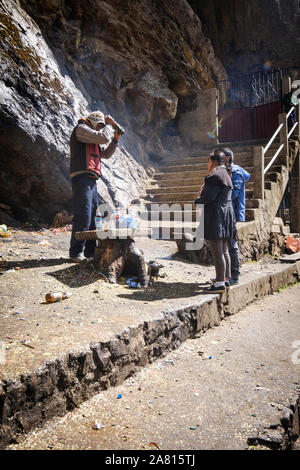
287, 120, 298, 139
264, 143, 285, 174
287, 106, 296, 119
263, 123, 283, 155
263, 104, 298, 175
253, 100, 299, 199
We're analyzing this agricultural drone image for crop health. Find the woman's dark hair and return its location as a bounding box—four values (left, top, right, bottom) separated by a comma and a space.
209, 149, 226, 165
222, 148, 234, 163
209, 149, 232, 176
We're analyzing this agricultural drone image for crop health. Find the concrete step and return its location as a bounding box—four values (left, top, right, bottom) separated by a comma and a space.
161, 152, 253, 167
147, 189, 254, 205
144, 204, 198, 219
217, 138, 279, 149
146, 192, 199, 202
150, 177, 205, 187
265, 172, 282, 183
154, 170, 207, 180
264, 181, 277, 191
147, 185, 200, 195
245, 208, 258, 221
154, 168, 254, 181
146, 187, 254, 204
156, 163, 254, 174
246, 199, 262, 209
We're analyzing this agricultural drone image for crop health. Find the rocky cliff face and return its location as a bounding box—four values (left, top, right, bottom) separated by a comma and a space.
0, 0, 226, 223
189, 0, 300, 79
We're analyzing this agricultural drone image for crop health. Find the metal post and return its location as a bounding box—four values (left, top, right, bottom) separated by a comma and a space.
249, 76, 254, 140
278, 113, 289, 168
253, 146, 264, 200
297, 100, 300, 141
281, 76, 291, 100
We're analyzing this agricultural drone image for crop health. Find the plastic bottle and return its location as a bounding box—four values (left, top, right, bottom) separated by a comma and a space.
94, 207, 102, 230
109, 213, 116, 229
45, 292, 72, 303
115, 208, 120, 229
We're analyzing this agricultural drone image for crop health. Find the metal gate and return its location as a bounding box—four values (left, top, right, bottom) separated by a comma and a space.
218, 69, 282, 142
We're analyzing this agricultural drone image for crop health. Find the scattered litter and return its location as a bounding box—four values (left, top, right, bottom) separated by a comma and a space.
149, 442, 160, 450
129, 281, 141, 288
286, 236, 300, 253
209, 356, 212, 359
190, 426, 196, 430
20, 340, 35, 350
0, 225, 11, 238
126, 276, 141, 289
157, 359, 175, 369
45, 292, 72, 303
117, 394, 122, 399
253, 386, 270, 391
92, 421, 105, 430
225, 349, 232, 352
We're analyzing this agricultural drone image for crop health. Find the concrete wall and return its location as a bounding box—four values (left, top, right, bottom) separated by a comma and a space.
178, 88, 218, 147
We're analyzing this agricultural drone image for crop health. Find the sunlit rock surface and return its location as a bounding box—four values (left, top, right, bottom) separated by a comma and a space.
0, 0, 226, 221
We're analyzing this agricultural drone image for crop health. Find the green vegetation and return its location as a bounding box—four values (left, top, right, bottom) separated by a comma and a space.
0, 12, 41, 72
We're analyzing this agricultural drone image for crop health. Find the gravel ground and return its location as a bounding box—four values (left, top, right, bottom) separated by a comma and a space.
7, 284, 300, 450
0, 227, 286, 382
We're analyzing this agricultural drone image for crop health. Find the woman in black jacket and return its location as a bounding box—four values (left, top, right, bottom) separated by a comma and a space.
197, 149, 236, 293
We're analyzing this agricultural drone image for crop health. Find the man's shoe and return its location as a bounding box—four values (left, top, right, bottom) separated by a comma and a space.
211, 279, 230, 287
70, 253, 85, 263
204, 284, 226, 294
230, 278, 239, 285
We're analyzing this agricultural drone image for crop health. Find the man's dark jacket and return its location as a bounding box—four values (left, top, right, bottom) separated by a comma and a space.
197, 165, 236, 240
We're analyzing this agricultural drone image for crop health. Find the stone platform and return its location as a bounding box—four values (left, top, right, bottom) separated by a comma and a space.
0, 228, 300, 447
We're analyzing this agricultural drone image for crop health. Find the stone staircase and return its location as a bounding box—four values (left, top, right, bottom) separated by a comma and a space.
143, 141, 277, 222
141, 137, 299, 259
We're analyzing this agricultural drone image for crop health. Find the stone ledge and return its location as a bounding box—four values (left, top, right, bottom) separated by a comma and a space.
1, 261, 300, 448
248, 396, 300, 450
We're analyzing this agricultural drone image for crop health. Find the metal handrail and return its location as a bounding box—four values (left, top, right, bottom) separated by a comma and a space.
264, 143, 285, 175
288, 121, 298, 139
263, 103, 298, 174
263, 123, 283, 154
287, 105, 295, 118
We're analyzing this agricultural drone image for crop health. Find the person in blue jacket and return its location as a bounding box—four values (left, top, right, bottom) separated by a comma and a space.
222, 148, 250, 284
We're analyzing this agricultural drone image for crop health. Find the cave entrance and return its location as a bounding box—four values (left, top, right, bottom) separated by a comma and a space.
217, 69, 283, 142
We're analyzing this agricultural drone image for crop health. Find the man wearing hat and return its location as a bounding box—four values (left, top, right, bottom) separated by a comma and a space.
69, 111, 123, 262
